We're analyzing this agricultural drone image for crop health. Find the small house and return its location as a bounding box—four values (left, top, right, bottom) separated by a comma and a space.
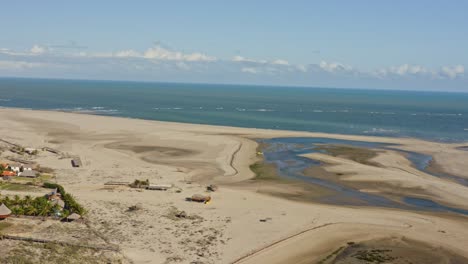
2, 171, 16, 177
0, 203, 12, 219
19, 170, 38, 178
71, 158, 82, 168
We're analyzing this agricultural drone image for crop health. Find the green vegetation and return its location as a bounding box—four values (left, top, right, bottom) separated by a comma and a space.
316, 144, 381, 166
0, 221, 13, 232
36, 166, 55, 174
0, 195, 62, 217
318, 246, 345, 264
352, 249, 396, 263
0, 182, 38, 192
250, 162, 281, 181
1, 242, 123, 264
129, 179, 150, 188
43, 182, 86, 216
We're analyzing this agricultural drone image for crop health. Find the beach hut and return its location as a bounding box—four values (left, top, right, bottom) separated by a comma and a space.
190, 194, 211, 203
2, 171, 16, 177
71, 158, 82, 168
65, 213, 81, 222
0, 203, 12, 219
19, 170, 37, 178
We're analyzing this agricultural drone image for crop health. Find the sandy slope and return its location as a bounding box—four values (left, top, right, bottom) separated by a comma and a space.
1, 108, 468, 264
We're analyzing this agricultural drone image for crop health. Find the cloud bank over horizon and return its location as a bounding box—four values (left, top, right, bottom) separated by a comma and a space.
0, 44, 466, 91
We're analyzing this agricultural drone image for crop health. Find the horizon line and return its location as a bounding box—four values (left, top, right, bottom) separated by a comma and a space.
1, 75, 467, 94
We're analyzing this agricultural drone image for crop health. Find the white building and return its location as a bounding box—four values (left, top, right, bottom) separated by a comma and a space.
22, 164, 34, 171
8, 163, 21, 173
19, 170, 37, 178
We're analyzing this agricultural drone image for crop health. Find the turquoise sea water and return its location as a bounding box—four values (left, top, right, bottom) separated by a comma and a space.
1, 78, 467, 142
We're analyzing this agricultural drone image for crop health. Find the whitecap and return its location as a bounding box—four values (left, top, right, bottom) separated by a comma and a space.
253, 109, 274, 112
363, 128, 399, 134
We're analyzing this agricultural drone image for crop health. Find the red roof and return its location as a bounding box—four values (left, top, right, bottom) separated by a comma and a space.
2, 171, 16, 176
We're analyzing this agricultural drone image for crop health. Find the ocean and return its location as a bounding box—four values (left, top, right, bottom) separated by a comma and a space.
1, 78, 467, 142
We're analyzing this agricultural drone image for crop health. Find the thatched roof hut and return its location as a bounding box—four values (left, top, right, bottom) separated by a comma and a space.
0, 203, 12, 219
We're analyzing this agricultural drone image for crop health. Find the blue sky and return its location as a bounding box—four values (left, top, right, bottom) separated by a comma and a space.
1, 1, 467, 91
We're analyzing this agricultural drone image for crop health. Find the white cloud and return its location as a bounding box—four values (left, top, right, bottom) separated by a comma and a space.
389, 64, 428, 76
66, 45, 216, 62
232, 56, 267, 64
241, 67, 259, 74
319, 61, 353, 73
271, 59, 289, 66
0, 60, 46, 70
296, 64, 308, 72
441, 65, 464, 79
30, 45, 46, 55
0, 43, 465, 85
143, 46, 216, 62
375, 64, 464, 79
114, 49, 141, 58
232, 56, 289, 66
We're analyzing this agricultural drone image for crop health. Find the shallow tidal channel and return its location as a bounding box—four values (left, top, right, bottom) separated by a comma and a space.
256, 137, 468, 216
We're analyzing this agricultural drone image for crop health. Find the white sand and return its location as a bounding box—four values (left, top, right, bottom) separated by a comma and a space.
1, 108, 467, 264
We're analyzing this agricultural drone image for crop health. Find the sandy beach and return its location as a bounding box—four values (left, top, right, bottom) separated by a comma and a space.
1, 108, 468, 264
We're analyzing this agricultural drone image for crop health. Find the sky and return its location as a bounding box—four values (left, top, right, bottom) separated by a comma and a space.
0, 1, 467, 91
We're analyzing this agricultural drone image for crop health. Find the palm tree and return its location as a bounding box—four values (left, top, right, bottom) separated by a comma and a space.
25, 205, 37, 216
39, 203, 52, 217
3, 196, 11, 207
16, 207, 25, 216
23, 195, 33, 207
13, 195, 21, 206
11, 206, 20, 216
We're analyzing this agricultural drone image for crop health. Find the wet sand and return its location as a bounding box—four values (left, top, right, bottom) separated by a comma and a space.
331, 237, 468, 264
1, 108, 468, 264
